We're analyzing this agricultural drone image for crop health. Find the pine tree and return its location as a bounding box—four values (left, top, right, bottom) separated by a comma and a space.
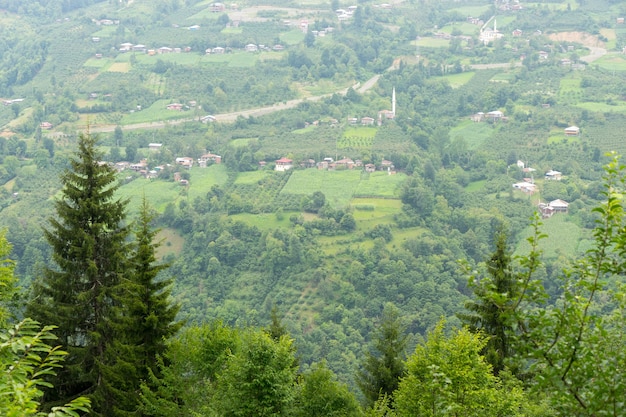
27, 133, 130, 414
107, 198, 181, 416
357, 303, 408, 408
458, 228, 518, 375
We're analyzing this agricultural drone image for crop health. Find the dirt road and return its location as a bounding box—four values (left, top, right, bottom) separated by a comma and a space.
87, 75, 380, 134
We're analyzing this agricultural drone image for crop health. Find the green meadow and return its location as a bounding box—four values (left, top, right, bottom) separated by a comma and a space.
116, 177, 182, 214
450, 119, 493, 149
121, 99, 191, 124
515, 214, 584, 259
416, 38, 450, 48
438, 71, 475, 88
354, 172, 407, 197
281, 169, 362, 207
233, 170, 271, 185
594, 54, 626, 71
187, 164, 229, 195
280, 30, 306, 45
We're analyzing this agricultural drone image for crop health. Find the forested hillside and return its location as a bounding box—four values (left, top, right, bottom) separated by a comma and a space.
2, 0, 626, 414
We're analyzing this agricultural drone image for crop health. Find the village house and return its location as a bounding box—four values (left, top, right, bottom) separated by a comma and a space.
335, 158, 356, 169
198, 153, 222, 167
617, 17, 625, 24
538, 199, 569, 218
210, 2, 226, 12
40, 121, 53, 130
176, 157, 194, 169
545, 170, 562, 181
275, 157, 293, 172
361, 116, 375, 125
167, 103, 183, 111
130, 160, 148, 172
513, 181, 537, 194
158, 46, 173, 54
564, 125, 580, 136
245, 44, 258, 52
486, 110, 504, 121
512, 29, 523, 37
148, 143, 163, 151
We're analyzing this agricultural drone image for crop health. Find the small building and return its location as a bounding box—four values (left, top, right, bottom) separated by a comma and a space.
245, 44, 258, 52
175, 157, 194, 169
212, 46, 225, 54
148, 143, 162, 151
513, 181, 537, 194
486, 110, 504, 121
210, 2, 225, 12
275, 157, 293, 172
512, 29, 523, 37
617, 17, 625, 24
361, 116, 375, 125
564, 126, 580, 136
167, 103, 183, 111
549, 199, 569, 213
40, 121, 53, 130
545, 170, 562, 181
198, 153, 222, 166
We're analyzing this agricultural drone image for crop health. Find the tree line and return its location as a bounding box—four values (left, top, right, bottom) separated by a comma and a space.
3, 135, 626, 416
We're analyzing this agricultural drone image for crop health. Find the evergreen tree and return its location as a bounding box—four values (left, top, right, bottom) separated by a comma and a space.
107, 198, 181, 416
27, 133, 130, 414
357, 303, 407, 408
0, 230, 17, 326
458, 228, 518, 375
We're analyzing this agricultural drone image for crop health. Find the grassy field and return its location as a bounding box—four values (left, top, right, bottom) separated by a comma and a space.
121, 99, 191, 124
448, 5, 492, 17
233, 170, 270, 185
450, 119, 494, 149
416, 38, 450, 48
354, 172, 406, 197
439, 22, 478, 36
351, 197, 402, 228
576, 101, 626, 114
490, 72, 517, 83
281, 169, 362, 207
108, 62, 131, 73
594, 54, 626, 71
187, 164, 229, 200
134, 53, 202, 65
230, 138, 258, 147
229, 212, 293, 231
465, 180, 486, 192
155, 227, 185, 259
116, 177, 182, 214
437, 71, 475, 88
515, 214, 584, 258
83, 57, 112, 69
280, 30, 305, 45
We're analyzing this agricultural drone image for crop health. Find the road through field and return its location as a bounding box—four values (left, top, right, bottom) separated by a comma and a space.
87, 74, 381, 134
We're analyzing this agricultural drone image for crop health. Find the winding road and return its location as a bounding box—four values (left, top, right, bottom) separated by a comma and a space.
87, 74, 381, 134
83, 43, 607, 134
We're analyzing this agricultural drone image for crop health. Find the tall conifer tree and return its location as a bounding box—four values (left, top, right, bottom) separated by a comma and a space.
458, 229, 518, 375
28, 133, 130, 414
357, 303, 407, 407
106, 198, 181, 416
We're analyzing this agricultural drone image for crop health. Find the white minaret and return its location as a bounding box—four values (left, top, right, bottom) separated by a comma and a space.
392, 87, 396, 117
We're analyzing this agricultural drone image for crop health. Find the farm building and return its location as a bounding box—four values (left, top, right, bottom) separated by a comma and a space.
275, 157, 293, 172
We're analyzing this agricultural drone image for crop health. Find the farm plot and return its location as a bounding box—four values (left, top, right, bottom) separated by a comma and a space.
450, 119, 493, 149
281, 169, 362, 207
338, 126, 377, 149
116, 176, 182, 214
515, 214, 584, 259
121, 99, 192, 124
354, 172, 407, 198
